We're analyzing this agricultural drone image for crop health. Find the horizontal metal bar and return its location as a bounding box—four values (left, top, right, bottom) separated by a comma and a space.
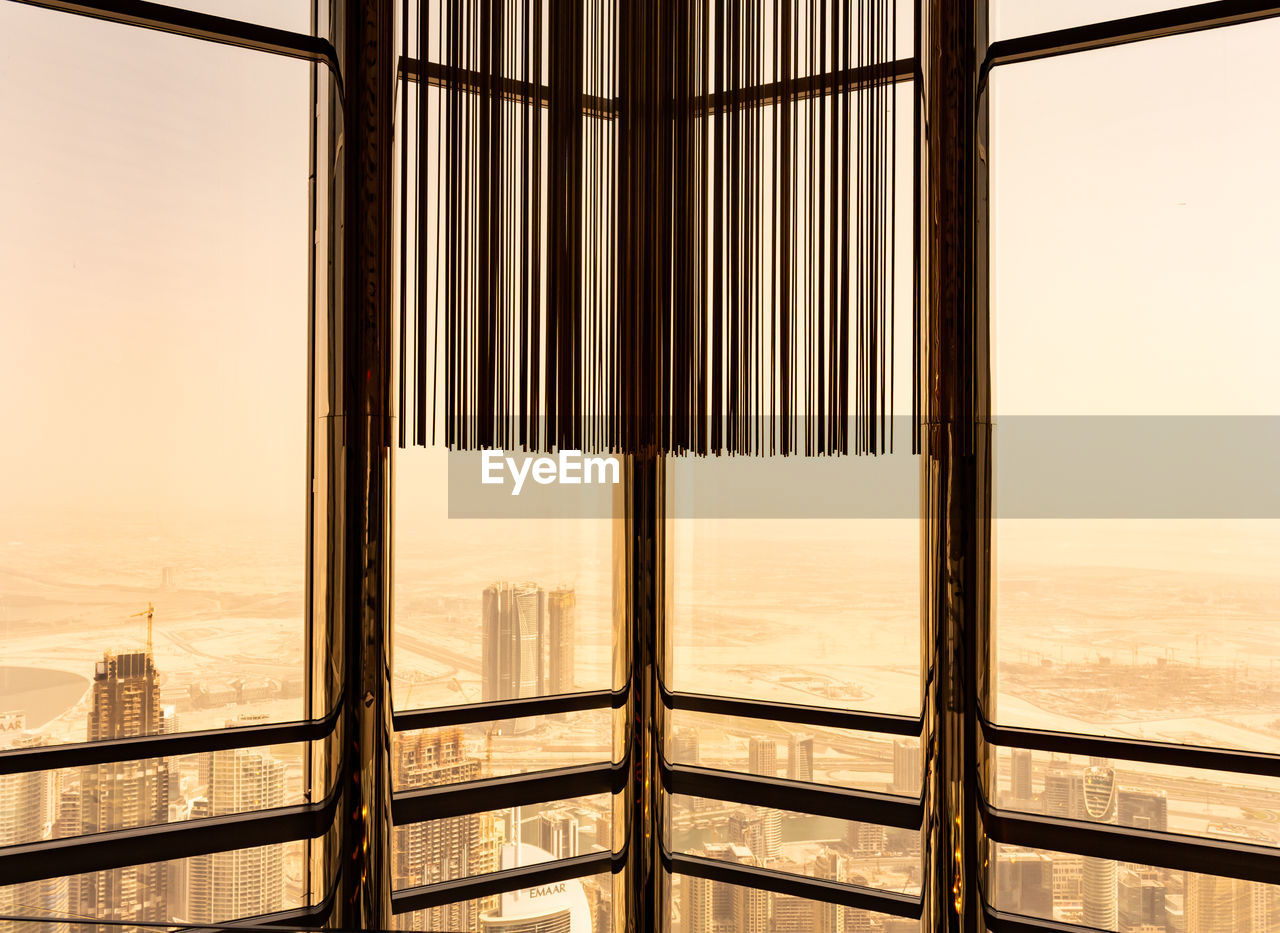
980, 793, 1280, 886
982, 901, 1111, 933
399, 57, 616, 117
8, 0, 340, 79
665, 850, 922, 920
981, 0, 1280, 86
0, 706, 339, 776
0, 786, 338, 887
392, 688, 624, 733
664, 687, 923, 737
391, 761, 625, 827
664, 761, 923, 830
980, 709, 1280, 778
391, 849, 622, 914
693, 56, 917, 115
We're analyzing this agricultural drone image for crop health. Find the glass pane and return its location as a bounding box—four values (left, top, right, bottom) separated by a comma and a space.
176, 0, 311, 33
392, 795, 612, 891
991, 841, 1280, 932
0, 841, 305, 927
992, 1, 1202, 43
671, 873, 919, 933
0, 7, 310, 749
993, 747, 1280, 848
670, 795, 921, 895
669, 709, 921, 796
394, 449, 614, 709
670, 516, 920, 714
396, 870, 613, 932
990, 21, 1280, 748
0, 742, 305, 841
393, 711, 611, 788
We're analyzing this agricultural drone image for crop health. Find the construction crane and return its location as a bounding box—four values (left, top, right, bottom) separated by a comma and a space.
449, 677, 499, 777
129, 603, 156, 656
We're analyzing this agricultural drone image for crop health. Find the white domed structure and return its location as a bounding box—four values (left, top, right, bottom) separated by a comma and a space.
480, 842, 593, 933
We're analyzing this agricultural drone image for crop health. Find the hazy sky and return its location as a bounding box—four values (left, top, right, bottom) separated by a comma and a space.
0, 3, 310, 527
2, 1, 1278, 533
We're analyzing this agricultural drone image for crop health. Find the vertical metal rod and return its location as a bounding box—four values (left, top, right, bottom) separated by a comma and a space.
615, 454, 666, 933
316, 0, 396, 926
923, 0, 990, 930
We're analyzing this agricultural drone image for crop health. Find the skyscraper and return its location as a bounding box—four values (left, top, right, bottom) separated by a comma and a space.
393, 729, 499, 931
185, 750, 286, 922
748, 737, 777, 777
995, 850, 1053, 920
73, 650, 170, 931
534, 809, 579, 859
546, 586, 576, 695
1118, 866, 1168, 932
1118, 787, 1169, 832
673, 727, 700, 766
892, 739, 922, 795
1186, 873, 1263, 933
788, 734, 814, 783
1081, 762, 1118, 931
0, 737, 67, 933
482, 582, 545, 702
1010, 748, 1034, 801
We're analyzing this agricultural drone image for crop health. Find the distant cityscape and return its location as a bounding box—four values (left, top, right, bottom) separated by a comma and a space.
6, 543, 1280, 933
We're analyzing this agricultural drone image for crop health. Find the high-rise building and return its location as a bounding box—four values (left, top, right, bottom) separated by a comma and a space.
1118, 787, 1169, 832
483, 582, 545, 702
73, 650, 170, 931
185, 750, 286, 922
748, 737, 778, 777
812, 848, 846, 933
1186, 873, 1263, 933
546, 587, 576, 696
788, 734, 814, 783
1043, 766, 1083, 818
534, 809, 579, 860
700, 844, 769, 933
729, 808, 782, 861
682, 873, 714, 933
1118, 866, 1168, 932
393, 729, 499, 930
995, 850, 1053, 920
0, 737, 68, 933
1010, 748, 1034, 801
892, 740, 921, 795
1081, 762, 1118, 931
673, 727, 700, 766
772, 893, 818, 932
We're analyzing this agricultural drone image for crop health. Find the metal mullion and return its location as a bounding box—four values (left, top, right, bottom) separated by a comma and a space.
980, 793, 1280, 886
390, 850, 622, 914
391, 686, 624, 732
980, 709, 1280, 779
664, 761, 923, 830
664, 850, 923, 920
0, 788, 338, 888
980, 0, 1280, 88
663, 686, 923, 736
390, 761, 624, 826
0, 708, 339, 777
7, 0, 340, 79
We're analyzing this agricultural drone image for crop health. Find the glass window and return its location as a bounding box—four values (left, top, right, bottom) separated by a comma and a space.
0, 5, 311, 749
990, 20, 1280, 750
